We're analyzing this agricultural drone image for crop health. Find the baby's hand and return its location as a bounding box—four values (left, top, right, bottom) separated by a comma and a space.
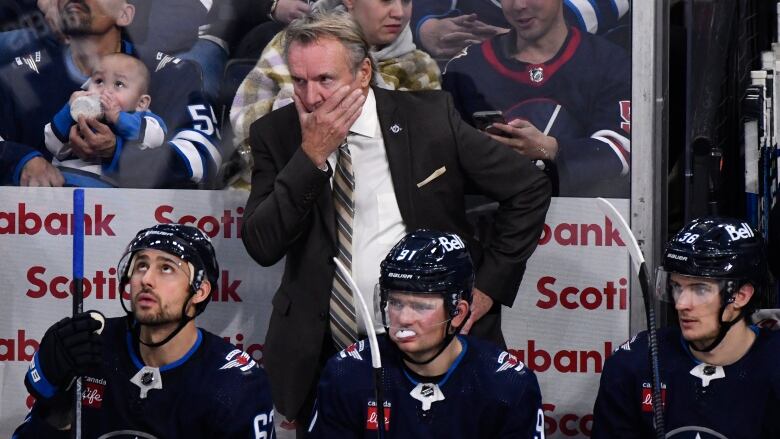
100, 91, 121, 125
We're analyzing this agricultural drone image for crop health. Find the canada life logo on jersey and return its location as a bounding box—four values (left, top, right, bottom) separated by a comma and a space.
220, 349, 256, 372
496, 351, 526, 373
366, 400, 391, 431
82, 376, 107, 409
641, 381, 666, 413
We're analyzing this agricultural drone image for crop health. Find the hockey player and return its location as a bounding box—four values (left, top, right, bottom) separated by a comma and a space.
308, 229, 546, 438
441, 0, 630, 197
0, 0, 221, 188
592, 217, 780, 439
13, 224, 276, 438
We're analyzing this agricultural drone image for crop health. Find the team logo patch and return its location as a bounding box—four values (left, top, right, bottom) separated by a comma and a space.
641, 382, 666, 413
82, 376, 106, 409
220, 349, 256, 372
496, 351, 525, 372
339, 340, 365, 361
14, 52, 41, 74
618, 334, 638, 352
365, 400, 391, 431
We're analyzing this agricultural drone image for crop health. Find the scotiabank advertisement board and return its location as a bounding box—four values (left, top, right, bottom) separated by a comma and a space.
0, 188, 628, 438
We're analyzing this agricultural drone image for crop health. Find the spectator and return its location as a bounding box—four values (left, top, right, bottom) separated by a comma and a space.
241, 11, 550, 435
44, 53, 166, 186
229, 0, 441, 160
0, 0, 221, 188
442, 0, 630, 197
13, 224, 276, 438
413, 0, 630, 61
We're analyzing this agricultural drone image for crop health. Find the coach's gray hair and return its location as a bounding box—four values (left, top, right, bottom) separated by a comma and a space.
283, 10, 376, 78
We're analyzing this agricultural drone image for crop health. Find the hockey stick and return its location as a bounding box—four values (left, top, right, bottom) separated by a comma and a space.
332, 258, 386, 438
72, 189, 85, 439
596, 198, 665, 439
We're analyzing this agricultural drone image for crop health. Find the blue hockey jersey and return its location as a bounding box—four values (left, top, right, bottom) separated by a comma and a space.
592, 326, 780, 439
0, 39, 222, 188
412, 0, 630, 46
442, 27, 631, 197
309, 335, 545, 438
14, 317, 275, 439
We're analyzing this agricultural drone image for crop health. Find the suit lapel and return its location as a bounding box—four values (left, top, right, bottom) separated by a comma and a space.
375, 88, 417, 228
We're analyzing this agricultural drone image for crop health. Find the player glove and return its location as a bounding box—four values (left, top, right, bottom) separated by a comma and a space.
35, 312, 104, 389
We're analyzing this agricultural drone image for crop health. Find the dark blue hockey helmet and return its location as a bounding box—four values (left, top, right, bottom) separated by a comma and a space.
118, 223, 219, 315
660, 217, 767, 311
379, 229, 474, 318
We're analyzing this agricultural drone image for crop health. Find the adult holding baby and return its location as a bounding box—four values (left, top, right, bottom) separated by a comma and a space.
0, 0, 220, 188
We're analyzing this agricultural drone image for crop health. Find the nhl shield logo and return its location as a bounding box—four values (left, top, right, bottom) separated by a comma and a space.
529, 67, 544, 83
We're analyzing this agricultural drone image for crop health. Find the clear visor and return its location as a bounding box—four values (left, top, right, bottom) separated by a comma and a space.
655, 267, 724, 306
373, 285, 452, 334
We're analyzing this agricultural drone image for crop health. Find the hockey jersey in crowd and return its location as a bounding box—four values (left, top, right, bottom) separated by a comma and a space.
412, 0, 631, 45
0, 38, 222, 188
14, 316, 275, 438
309, 335, 545, 438
442, 27, 631, 197
592, 326, 780, 439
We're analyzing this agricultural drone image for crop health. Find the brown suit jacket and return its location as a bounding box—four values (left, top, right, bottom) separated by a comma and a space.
241, 87, 551, 420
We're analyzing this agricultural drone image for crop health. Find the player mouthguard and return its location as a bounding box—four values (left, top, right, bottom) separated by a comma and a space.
395, 329, 416, 338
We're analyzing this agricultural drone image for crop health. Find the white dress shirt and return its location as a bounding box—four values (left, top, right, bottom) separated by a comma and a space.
327, 89, 406, 335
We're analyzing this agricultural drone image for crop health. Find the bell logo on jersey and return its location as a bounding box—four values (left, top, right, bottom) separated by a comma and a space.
640, 382, 666, 412
365, 401, 391, 431
220, 349, 256, 372
82, 376, 106, 409
496, 351, 526, 373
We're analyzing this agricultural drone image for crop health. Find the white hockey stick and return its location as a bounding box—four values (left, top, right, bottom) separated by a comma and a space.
332, 258, 386, 437
596, 198, 665, 439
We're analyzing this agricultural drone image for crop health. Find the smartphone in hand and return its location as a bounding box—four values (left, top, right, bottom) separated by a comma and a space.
472, 111, 506, 135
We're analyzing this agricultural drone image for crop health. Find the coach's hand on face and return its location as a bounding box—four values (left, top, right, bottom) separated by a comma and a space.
295, 85, 365, 169
35, 312, 104, 389
69, 116, 117, 161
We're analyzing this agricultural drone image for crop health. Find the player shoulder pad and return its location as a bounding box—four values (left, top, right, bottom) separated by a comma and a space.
337, 340, 370, 363
218, 348, 258, 373
495, 350, 528, 374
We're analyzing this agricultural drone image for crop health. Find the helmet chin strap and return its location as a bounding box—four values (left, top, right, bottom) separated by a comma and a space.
122, 285, 198, 349
395, 310, 470, 366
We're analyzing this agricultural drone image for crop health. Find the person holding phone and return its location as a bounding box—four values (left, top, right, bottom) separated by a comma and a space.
442, 0, 631, 198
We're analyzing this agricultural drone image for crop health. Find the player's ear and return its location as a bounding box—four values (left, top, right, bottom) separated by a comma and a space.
732, 283, 755, 309
342, 0, 355, 11
136, 94, 151, 111
116, 2, 135, 28
451, 300, 469, 328
192, 281, 212, 306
